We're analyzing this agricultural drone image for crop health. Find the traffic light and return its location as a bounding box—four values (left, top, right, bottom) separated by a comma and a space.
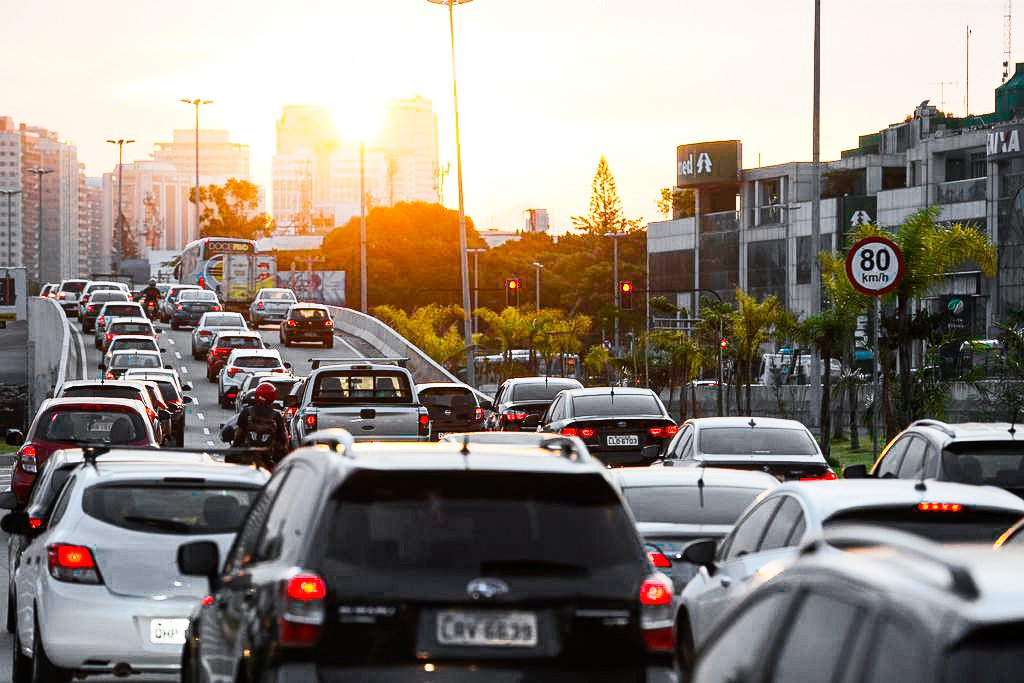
505, 278, 521, 307
619, 280, 634, 310
719, 338, 730, 351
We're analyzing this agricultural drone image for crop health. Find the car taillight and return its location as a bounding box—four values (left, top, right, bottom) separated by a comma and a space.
176, 304, 184, 311
29, 517, 43, 530
285, 407, 297, 417
473, 406, 484, 421
323, 319, 334, 327
278, 573, 326, 647
646, 549, 672, 569
105, 333, 113, 341
105, 371, 116, 379
639, 575, 674, 652
226, 368, 239, 376
96, 316, 105, 326
212, 305, 222, 311
47, 544, 102, 584
800, 469, 838, 481
579, 427, 596, 439
648, 426, 664, 438
145, 407, 156, 420
918, 502, 964, 512
304, 414, 317, 431
18, 445, 38, 474
58, 292, 66, 299
287, 319, 297, 327
503, 411, 527, 422
199, 331, 212, 338
256, 301, 265, 310
664, 425, 679, 436
273, 367, 287, 373
86, 305, 95, 313
561, 427, 578, 437
419, 411, 431, 437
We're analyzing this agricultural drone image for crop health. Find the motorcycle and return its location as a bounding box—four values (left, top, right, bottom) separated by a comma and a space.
143, 298, 159, 320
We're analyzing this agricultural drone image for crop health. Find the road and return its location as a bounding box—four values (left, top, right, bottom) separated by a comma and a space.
0, 315, 382, 680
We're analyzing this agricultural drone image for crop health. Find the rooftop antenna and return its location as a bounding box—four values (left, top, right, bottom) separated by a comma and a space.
1004, 0, 1013, 83
930, 81, 958, 113
748, 418, 757, 428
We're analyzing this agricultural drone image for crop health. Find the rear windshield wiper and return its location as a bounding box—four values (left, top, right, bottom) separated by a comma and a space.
122, 516, 191, 533
479, 560, 589, 576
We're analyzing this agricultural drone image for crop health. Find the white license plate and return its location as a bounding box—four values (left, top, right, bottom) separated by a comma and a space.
437, 610, 538, 647
607, 434, 639, 446
149, 618, 189, 645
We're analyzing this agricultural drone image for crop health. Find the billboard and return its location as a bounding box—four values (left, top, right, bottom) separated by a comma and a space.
676, 140, 742, 188
987, 124, 1024, 160
278, 271, 347, 306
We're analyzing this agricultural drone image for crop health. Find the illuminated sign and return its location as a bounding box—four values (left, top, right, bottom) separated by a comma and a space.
676, 140, 742, 188
204, 240, 254, 255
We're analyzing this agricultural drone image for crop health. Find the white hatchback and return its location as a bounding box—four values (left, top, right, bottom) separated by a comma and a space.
217, 348, 290, 408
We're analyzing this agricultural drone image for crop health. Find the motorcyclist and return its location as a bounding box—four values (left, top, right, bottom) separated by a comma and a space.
231, 381, 289, 468
140, 278, 162, 315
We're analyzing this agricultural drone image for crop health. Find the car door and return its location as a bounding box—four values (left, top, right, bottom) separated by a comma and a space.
769, 588, 869, 683
685, 495, 782, 643
874, 437, 910, 478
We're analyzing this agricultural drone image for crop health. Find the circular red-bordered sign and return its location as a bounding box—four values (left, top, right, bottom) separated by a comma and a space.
845, 235, 904, 296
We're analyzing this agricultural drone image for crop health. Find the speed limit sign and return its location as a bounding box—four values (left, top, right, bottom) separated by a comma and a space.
845, 235, 904, 296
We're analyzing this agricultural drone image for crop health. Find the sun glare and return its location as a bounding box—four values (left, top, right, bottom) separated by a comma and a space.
331, 98, 385, 144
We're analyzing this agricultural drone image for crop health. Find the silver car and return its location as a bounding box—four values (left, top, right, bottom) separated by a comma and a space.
92, 301, 146, 349
248, 287, 296, 327
8, 453, 268, 680
217, 348, 290, 408
190, 311, 248, 359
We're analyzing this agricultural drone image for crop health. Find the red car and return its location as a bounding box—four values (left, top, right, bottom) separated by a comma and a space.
4, 397, 158, 505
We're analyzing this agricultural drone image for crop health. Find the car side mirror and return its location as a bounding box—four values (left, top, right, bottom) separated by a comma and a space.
164, 365, 174, 370
5, 429, 23, 447
843, 464, 869, 479
182, 395, 196, 405
284, 394, 299, 408
177, 540, 221, 592
0, 511, 33, 536
0, 490, 21, 510
182, 382, 193, 392
681, 539, 718, 570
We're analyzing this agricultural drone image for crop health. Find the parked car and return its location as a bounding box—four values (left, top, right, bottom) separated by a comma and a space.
4, 398, 159, 505
218, 348, 290, 408
693, 526, 1024, 683
538, 387, 677, 466
659, 416, 837, 481
6, 452, 267, 681
279, 302, 334, 347
100, 316, 156, 352
159, 284, 202, 323
176, 437, 674, 680
122, 369, 195, 447
53, 279, 89, 316
190, 311, 248, 359
285, 362, 429, 445
486, 376, 583, 431
417, 382, 490, 438
845, 419, 1024, 498
206, 330, 265, 381
92, 302, 147, 348
675, 479, 1024, 678
170, 289, 222, 329
79, 290, 129, 332
249, 287, 297, 327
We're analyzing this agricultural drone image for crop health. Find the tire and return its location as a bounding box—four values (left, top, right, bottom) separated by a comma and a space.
11, 615, 29, 683
676, 613, 697, 683
6, 586, 14, 633
207, 371, 217, 383
323, 335, 334, 349
31, 616, 72, 683
280, 335, 290, 347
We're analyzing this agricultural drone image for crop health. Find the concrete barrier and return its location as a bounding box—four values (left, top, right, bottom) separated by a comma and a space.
327, 306, 460, 384
28, 297, 71, 414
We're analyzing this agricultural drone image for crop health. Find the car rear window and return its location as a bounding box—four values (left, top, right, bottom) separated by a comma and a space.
321, 471, 643, 579
235, 356, 281, 368
263, 291, 296, 301
824, 506, 1023, 544
572, 394, 662, 417
292, 308, 326, 319
110, 339, 157, 352
61, 281, 87, 292
38, 409, 147, 444
420, 387, 477, 408
218, 336, 262, 348
511, 382, 579, 402
942, 442, 1024, 489
313, 372, 412, 404
110, 354, 161, 369
102, 305, 143, 317
181, 291, 217, 301
91, 292, 128, 302
622, 485, 767, 526
699, 428, 819, 456
82, 484, 260, 535
203, 315, 245, 327
60, 386, 144, 402
111, 323, 152, 335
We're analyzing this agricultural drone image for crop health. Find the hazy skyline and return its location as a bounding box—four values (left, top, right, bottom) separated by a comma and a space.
1, 0, 1012, 231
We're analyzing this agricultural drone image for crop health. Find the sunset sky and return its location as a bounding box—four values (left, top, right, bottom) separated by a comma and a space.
1, 0, 1011, 231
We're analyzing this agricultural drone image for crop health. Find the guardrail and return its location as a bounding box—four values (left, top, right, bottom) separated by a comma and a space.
28, 297, 71, 413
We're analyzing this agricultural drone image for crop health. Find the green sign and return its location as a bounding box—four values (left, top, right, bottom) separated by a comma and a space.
676, 140, 742, 188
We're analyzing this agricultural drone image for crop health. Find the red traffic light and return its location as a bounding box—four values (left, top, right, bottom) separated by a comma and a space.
506, 278, 520, 290
719, 338, 730, 350
619, 280, 634, 293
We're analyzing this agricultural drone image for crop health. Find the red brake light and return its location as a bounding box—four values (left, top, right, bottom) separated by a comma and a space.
561, 427, 578, 437
800, 469, 838, 481
201, 595, 214, 607
286, 574, 326, 600
473, 406, 484, 421
279, 573, 326, 647
579, 427, 596, 439
305, 414, 317, 430
86, 305, 95, 313
918, 502, 963, 512
105, 371, 116, 380
664, 425, 679, 436
47, 543, 102, 584
19, 445, 38, 473
97, 316, 105, 325
226, 368, 239, 376
287, 319, 297, 327
648, 426, 664, 438
639, 575, 674, 652
105, 333, 113, 341
29, 517, 43, 530
419, 414, 430, 426
323, 319, 333, 327
145, 407, 156, 420
58, 292, 66, 299
212, 305, 222, 311
646, 550, 672, 569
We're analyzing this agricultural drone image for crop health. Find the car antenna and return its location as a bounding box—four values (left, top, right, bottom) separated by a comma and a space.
1010, 409, 1018, 438
460, 434, 470, 456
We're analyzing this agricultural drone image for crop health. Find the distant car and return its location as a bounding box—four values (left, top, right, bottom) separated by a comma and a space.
538, 386, 677, 466
846, 419, 1024, 498
53, 279, 89, 316
79, 290, 129, 333
101, 317, 157, 352
170, 289, 222, 329
122, 370, 195, 447
101, 335, 162, 369
6, 452, 267, 680
159, 283, 202, 322
206, 330, 265, 382
250, 287, 297, 327
39, 283, 57, 298
218, 348, 290, 408
77, 280, 130, 315
190, 311, 248, 359
417, 382, 489, 438
93, 303, 147, 348
55, 380, 166, 444
487, 376, 584, 431
278, 302, 333, 347
659, 416, 837, 481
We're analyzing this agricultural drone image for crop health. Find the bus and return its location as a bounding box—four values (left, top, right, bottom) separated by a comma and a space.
175, 237, 276, 311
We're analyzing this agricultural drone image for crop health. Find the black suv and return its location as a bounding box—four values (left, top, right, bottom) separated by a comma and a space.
845, 419, 1024, 497
693, 524, 1024, 683
487, 376, 583, 432
417, 382, 491, 438
177, 432, 675, 681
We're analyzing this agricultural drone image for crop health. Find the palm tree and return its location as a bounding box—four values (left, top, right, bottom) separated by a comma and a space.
731, 289, 784, 414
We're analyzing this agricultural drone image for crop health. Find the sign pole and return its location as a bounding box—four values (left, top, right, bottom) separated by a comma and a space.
872, 295, 881, 462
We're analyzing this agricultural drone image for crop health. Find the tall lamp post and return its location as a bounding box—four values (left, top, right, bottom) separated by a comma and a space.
603, 231, 627, 354
359, 141, 368, 313
531, 261, 543, 310
106, 139, 134, 269
0, 189, 21, 266
181, 99, 213, 239
25, 168, 53, 282
810, 0, 823, 406
427, 0, 476, 386
467, 247, 486, 332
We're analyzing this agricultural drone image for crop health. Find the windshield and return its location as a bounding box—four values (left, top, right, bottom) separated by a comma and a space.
943, 442, 1024, 488
292, 308, 327, 319
37, 409, 147, 444
110, 339, 157, 352
110, 323, 152, 335
511, 381, 579, 402
60, 386, 144, 402
217, 336, 262, 349
110, 354, 161, 369
102, 305, 142, 317
235, 356, 281, 368
622, 485, 766, 525
824, 506, 1023, 544
180, 291, 217, 302
420, 387, 476, 408
90, 292, 127, 303
202, 315, 245, 327
263, 290, 296, 301
572, 394, 662, 417
61, 281, 87, 293
82, 484, 260, 535
312, 372, 412, 404
699, 427, 819, 456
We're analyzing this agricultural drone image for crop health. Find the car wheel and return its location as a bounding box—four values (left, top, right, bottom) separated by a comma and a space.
32, 616, 72, 683
6, 586, 14, 633
323, 335, 334, 349
11, 617, 29, 683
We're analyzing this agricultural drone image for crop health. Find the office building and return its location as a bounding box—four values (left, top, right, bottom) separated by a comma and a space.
152, 129, 250, 183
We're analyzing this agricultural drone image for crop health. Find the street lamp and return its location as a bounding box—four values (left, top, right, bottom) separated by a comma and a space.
531, 261, 543, 310
359, 141, 368, 314
427, 0, 476, 387
467, 247, 486, 332
0, 189, 21, 266
181, 99, 213, 239
106, 139, 135, 269
603, 231, 628, 354
25, 168, 53, 282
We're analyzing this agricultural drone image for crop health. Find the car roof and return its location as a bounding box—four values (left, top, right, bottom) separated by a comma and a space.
774, 479, 1024, 518
108, 316, 152, 324
259, 288, 294, 294
110, 349, 161, 357
39, 396, 149, 413
504, 376, 582, 386
48, 447, 213, 466
214, 330, 261, 338
561, 386, 657, 397
123, 369, 180, 383
99, 301, 143, 308
200, 312, 244, 321
228, 348, 281, 357
288, 302, 325, 308
314, 362, 408, 373
685, 416, 813, 430
170, 284, 200, 289
71, 458, 269, 486
908, 420, 1023, 444
59, 379, 148, 390
613, 466, 780, 490
108, 335, 158, 343
179, 289, 217, 296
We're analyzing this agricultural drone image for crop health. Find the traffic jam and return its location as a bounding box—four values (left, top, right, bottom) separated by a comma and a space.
7, 273, 1024, 682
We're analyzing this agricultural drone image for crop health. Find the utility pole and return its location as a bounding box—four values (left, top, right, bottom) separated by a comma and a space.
25, 168, 53, 282
181, 99, 213, 239
467, 247, 485, 332
531, 261, 543, 310
604, 231, 627, 354
810, 0, 823, 415
0, 189, 21, 266
359, 140, 368, 313
106, 139, 134, 269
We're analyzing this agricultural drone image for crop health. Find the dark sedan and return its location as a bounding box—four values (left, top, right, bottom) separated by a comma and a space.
170, 290, 222, 329
486, 376, 583, 432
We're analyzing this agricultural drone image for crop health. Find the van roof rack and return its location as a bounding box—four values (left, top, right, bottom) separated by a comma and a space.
309, 357, 409, 370
909, 419, 957, 438
802, 523, 979, 601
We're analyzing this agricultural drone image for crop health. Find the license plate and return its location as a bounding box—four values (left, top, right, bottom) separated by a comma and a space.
436, 610, 538, 647
606, 434, 639, 446
149, 618, 189, 645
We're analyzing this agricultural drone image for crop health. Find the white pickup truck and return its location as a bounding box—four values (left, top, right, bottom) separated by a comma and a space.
286, 360, 431, 445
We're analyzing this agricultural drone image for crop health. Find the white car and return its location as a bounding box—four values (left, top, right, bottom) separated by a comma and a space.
217, 348, 290, 408
101, 317, 157, 352
248, 288, 297, 327
93, 302, 147, 348
103, 350, 165, 380
54, 279, 89, 316
7, 454, 268, 680
101, 335, 163, 370
77, 281, 131, 317
190, 311, 247, 359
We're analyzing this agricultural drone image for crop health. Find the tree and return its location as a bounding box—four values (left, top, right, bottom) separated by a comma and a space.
850, 207, 996, 432
572, 157, 643, 235
372, 304, 468, 367
192, 179, 274, 240
584, 344, 613, 384
731, 289, 785, 414
647, 331, 703, 417
656, 187, 695, 219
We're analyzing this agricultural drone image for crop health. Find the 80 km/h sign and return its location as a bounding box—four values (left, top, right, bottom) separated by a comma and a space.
845, 235, 904, 296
